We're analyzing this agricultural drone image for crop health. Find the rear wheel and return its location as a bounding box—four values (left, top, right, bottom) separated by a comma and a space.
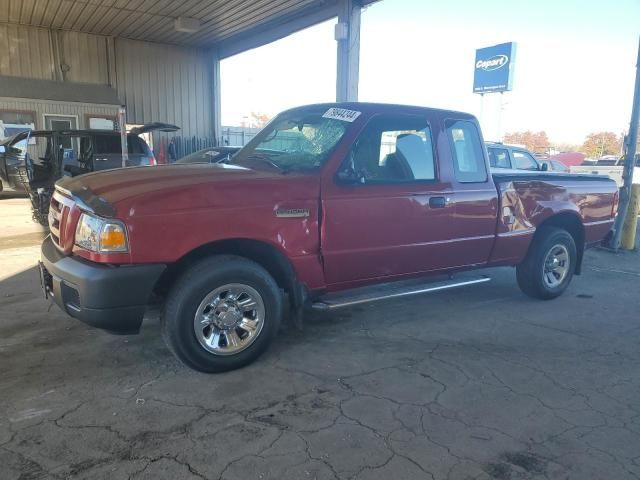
162, 255, 282, 372
516, 226, 576, 300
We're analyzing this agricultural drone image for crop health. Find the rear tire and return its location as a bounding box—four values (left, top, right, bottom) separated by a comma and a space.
516, 226, 576, 300
162, 255, 282, 373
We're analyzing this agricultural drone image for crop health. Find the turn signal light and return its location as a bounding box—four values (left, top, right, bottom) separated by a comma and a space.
100, 224, 127, 252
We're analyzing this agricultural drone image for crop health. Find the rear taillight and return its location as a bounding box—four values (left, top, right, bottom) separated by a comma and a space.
612, 190, 620, 217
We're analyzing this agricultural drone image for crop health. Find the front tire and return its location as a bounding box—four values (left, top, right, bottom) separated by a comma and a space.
516, 226, 576, 300
162, 255, 282, 373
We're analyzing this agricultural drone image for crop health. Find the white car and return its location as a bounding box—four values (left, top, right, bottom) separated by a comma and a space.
570, 155, 640, 187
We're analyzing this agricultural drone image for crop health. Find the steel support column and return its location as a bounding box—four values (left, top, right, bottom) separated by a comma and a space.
210, 49, 222, 146
336, 0, 361, 102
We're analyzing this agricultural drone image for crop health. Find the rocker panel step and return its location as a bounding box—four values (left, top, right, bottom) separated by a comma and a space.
311, 275, 491, 311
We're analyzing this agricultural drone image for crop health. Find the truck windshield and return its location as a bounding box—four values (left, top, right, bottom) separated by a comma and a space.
233, 108, 350, 172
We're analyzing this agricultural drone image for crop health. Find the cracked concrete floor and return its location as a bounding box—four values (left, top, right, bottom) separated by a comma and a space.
1, 221, 640, 479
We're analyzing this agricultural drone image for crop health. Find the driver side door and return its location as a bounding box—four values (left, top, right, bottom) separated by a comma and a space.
320, 113, 457, 286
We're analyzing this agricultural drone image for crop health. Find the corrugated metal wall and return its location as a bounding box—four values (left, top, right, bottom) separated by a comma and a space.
0, 24, 214, 138
114, 38, 212, 138
0, 23, 54, 80
60, 31, 111, 84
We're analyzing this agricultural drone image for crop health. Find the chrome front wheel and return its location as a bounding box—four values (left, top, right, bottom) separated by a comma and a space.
193, 284, 265, 356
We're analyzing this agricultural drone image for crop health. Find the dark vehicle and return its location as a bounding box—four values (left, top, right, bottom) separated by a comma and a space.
0, 123, 178, 222
175, 146, 241, 164
0, 144, 27, 193
486, 142, 544, 171
40, 103, 617, 373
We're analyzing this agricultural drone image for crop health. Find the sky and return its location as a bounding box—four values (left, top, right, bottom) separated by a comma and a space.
220, 0, 640, 146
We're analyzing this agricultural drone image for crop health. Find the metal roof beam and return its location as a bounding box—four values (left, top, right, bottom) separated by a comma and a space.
216, 3, 338, 59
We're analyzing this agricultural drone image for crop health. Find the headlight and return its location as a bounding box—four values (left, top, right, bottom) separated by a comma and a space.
75, 213, 128, 253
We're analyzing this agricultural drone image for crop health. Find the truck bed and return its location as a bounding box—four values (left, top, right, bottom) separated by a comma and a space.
492, 171, 614, 183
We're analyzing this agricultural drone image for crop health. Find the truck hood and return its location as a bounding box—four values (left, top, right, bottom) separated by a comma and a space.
58, 163, 320, 216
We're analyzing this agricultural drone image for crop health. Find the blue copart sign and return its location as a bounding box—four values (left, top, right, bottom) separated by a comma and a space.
473, 42, 516, 94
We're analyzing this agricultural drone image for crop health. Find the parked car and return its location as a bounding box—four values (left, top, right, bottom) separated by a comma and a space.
539, 159, 569, 172
486, 142, 544, 171
0, 123, 178, 223
40, 103, 618, 373
548, 151, 585, 168
570, 154, 640, 187
0, 144, 27, 194
175, 146, 241, 164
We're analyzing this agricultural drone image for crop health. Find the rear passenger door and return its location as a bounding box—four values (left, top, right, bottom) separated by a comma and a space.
92, 135, 149, 170
445, 120, 498, 266
93, 135, 124, 171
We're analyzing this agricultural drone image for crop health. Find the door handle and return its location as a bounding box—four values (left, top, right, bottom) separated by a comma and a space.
429, 196, 450, 208
95, 158, 108, 161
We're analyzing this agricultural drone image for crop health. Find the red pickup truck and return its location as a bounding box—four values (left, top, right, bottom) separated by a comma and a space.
40, 103, 618, 372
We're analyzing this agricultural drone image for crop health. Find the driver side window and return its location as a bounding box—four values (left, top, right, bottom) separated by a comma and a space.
348, 115, 436, 183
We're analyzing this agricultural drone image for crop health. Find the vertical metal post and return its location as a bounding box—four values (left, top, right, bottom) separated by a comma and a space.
210, 49, 222, 147
496, 92, 505, 141
609, 37, 640, 250
118, 105, 128, 168
336, 0, 361, 102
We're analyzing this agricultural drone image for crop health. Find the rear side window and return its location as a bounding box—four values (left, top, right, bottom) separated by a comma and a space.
512, 151, 539, 170
128, 136, 146, 155
446, 120, 487, 182
93, 135, 146, 154
94, 135, 122, 154
487, 147, 510, 168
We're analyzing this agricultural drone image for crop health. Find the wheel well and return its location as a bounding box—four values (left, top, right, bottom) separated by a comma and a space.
535, 212, 585, 274
153, 239, 303, 307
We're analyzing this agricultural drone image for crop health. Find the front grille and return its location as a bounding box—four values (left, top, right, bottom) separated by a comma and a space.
49, 190, 75, 250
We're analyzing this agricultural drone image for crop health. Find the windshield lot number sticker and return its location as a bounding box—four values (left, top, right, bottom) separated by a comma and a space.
323, 108, 361, 122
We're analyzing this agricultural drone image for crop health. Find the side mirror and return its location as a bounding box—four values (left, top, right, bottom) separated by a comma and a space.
336, 168, 365, 185
540, 163, 548, 172
0, 145, 5, 154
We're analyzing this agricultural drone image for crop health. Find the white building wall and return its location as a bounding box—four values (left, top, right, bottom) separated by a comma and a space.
0, 97, 119, 130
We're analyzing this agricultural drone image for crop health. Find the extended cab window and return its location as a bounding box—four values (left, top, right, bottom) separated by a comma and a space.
487, 147, 510, 168
348, 115, 436, 183
446, 120, 487, 183
512, 151, 539, 170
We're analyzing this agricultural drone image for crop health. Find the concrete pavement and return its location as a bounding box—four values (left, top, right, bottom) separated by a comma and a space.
1, 198, 639, 480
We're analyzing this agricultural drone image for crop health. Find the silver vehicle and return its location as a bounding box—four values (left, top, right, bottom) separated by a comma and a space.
486, 142, 544, 171
539, 159, 569, 172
